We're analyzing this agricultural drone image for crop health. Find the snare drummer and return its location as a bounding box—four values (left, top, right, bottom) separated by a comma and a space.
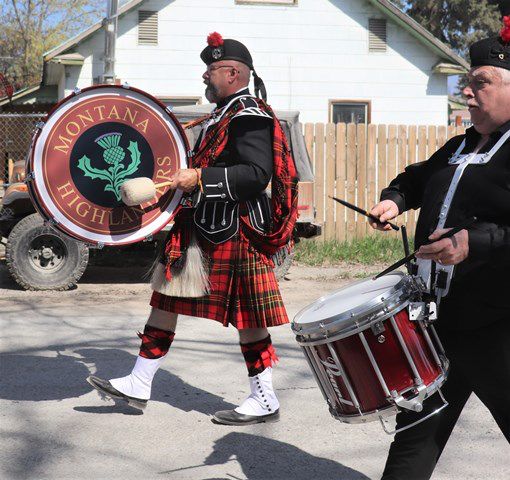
87, 33, 298, 425
370, 28, 510, 480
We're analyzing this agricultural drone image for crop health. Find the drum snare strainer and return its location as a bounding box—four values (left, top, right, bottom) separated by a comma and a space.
292, 272, 449, 434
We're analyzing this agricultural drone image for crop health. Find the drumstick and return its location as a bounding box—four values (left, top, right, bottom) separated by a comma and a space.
329, 196, 400, 231
372, 217, 477, 280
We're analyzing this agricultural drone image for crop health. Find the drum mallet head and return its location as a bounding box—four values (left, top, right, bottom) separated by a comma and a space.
120, 177, 173, 206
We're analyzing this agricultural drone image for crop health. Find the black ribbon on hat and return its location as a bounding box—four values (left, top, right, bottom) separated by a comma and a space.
253, 70, 267, 102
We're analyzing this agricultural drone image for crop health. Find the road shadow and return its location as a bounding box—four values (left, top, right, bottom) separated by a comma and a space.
75, 347, 236, 415
161, 432, 370, 480
0, 347, 236, 416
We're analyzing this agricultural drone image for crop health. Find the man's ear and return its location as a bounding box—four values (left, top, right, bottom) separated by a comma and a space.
228, 68, 239, 84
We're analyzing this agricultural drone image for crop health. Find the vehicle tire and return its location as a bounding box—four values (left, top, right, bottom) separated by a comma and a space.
5, 213, 89, 291
274, 248, 294, 282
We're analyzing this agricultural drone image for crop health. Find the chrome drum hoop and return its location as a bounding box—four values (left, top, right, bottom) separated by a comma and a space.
292, 274, 421, 341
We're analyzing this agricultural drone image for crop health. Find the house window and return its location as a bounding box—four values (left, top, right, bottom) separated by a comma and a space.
368, 18, 387, 52
235, 0, 297, 5
158, 97, 202, 108
138, 10, 158, 45
329, 100, 371, 124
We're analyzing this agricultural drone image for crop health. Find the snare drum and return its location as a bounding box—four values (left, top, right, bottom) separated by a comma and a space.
292, 272, 448, 431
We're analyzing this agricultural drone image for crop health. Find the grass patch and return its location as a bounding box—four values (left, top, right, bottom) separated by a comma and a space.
295, 235, 411, 266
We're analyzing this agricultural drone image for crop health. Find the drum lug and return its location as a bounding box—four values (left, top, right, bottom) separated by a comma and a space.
25, 171, 35, 182
371, 321, 385, 336
73, 87, 82, 96
409, 302, 437, 322
391, 384, 426, 413
122, 82, 130, 89
143, 234, 153, 242
187, 149, 194, 159
35, 121, 45, 130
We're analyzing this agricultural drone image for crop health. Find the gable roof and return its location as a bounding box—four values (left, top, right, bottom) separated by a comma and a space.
44, 0, 147, 61
44, 0, 468, 69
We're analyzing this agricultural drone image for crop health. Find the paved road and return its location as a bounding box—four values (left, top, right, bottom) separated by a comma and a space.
1, 264, 508, 480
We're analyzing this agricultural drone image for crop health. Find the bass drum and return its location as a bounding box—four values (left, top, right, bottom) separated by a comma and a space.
27, 84, 189, 246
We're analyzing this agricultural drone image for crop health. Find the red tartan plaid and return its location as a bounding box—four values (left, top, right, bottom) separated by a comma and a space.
163, 98, 298, 281
240, 335, 279, 376
150, 234, 289, 329
137, 325, 175, 359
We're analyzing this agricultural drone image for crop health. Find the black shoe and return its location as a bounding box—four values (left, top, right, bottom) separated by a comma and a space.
86, 375, 148, 411
212, 408, 280, 426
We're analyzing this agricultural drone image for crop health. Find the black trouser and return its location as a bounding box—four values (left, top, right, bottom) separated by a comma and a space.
382, 318, 510, 480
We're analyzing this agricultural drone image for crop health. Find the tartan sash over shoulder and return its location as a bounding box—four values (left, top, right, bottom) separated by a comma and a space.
163, 97, 299, 280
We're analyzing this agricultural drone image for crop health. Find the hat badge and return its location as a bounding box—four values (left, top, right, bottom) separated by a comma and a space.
207, 32, 224, 60
212, 47, 223, 60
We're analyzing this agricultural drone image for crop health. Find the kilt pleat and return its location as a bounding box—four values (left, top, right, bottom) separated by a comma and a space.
150, 233, 289, 329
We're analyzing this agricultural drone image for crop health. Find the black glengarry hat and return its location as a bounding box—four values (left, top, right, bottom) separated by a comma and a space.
200, 32, 267, 101
470, 16, 510, 70
200, 32, 253, 69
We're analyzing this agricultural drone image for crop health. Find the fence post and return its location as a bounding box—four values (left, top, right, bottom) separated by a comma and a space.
335, 123, 346, 242
314, 123, 325, 241
325, 123, 336, 241
367, 124, 377, 235
356, 123, 367, 238
346, 123, 357, 242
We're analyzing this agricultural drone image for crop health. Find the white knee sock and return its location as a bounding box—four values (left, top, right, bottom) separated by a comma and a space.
109, 355, 166, 400
235, 367, 280, 416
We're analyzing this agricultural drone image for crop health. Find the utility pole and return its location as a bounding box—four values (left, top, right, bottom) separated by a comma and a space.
102, 0, 118, 84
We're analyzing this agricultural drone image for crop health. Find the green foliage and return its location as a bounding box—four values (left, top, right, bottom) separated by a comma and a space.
0, 0, 103, 88
403, 1, 502, 58
294, 236, 410, 266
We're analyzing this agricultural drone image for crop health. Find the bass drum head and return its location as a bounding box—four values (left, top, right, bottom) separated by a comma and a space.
28, 85, 188, 246
292, 272, 409, 337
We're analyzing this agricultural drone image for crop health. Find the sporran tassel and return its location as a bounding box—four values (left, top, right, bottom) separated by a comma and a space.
151, 229, 210, 298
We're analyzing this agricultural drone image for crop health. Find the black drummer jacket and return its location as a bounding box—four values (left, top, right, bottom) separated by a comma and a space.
191, 89, 273, 243
380, 122, 510, 330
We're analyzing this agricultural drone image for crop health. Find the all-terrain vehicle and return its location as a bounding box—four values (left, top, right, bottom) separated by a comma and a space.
0, 107, 320, 290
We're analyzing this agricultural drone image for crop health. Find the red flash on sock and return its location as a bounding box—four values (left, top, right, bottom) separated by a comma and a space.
240, 335, 279, 377
137, 325, 175, 359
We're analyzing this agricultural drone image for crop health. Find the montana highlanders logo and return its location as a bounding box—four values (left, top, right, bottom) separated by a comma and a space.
77, 132, 141, 201
30, 87, 188, 245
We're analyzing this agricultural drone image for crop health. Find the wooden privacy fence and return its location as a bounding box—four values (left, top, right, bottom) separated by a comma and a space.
304, 123, 466, 241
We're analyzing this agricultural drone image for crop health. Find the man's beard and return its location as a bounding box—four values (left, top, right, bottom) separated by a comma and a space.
205, 83, 220, 103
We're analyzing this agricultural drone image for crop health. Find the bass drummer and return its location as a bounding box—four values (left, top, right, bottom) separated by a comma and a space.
369, 29, 510, 479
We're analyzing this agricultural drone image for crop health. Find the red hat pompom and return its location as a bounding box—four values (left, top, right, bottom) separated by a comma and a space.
207, 32, 224, 48
500, 16, 510, 43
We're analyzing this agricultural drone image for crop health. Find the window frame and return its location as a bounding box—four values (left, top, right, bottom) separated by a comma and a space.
157, 96, 203, 108
235, 0, 297, 6
328, 99, 372, 125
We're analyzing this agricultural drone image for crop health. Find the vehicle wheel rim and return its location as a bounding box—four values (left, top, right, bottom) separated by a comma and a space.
28, 234, 67, 272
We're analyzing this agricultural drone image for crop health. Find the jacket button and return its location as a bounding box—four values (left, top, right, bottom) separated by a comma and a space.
217, 182, 223, 188
221, 193, 226, 199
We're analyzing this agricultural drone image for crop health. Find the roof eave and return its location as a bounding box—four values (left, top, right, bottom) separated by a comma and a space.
368, 0, 469, 72
44, 0, 147, 62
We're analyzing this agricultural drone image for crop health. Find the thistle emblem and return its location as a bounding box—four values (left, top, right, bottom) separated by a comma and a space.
77, 132, 141, 201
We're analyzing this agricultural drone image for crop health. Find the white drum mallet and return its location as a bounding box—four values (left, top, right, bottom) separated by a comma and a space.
120, 177, 174, 206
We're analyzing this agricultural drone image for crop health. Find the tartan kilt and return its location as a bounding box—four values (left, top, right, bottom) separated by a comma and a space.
150, 233, 289, 330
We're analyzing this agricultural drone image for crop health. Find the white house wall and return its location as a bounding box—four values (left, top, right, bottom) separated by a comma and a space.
65, 0, 449, 125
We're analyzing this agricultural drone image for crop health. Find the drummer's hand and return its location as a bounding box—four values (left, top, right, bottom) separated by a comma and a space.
169, 169, 200, 193
369, 200, 399, 231
416, 228, 469, 265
